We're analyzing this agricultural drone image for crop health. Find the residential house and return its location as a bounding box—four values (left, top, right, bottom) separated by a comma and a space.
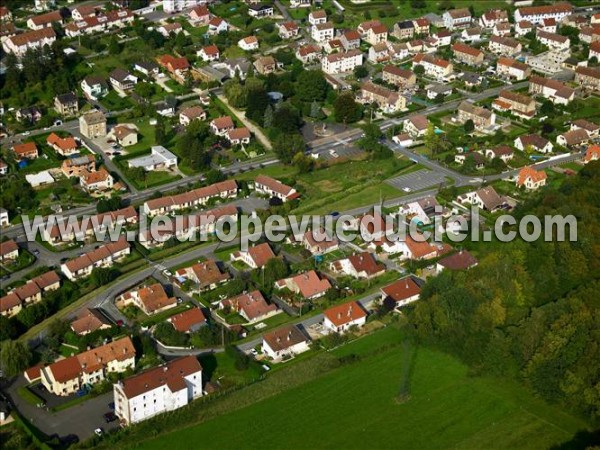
443, 8, 471, 30
479, 9, 509, 28
110, 125, 138, 147
296, 44, 321, 64
109, 68, 138, 91
368, 42, 391, 63
412, 53, 453, 81
0, 208, 8, 226
311, 22, 334, 42
412, 17, 430, 35
80, 167, 114, 193
382, 65, 416, 89
169, 308, 207, 333
210, 116, 235, 136
461, 27, 482, 42
359, 82, 406, 113
2, 27, 56, 57
516, 166, 547, 190
62, 155, 96, 178
365, 23, 388, 46
0, 6, 13, 22
340, 30, 361, 50
239, 36, 259, 51
537, 29, 570, 51
189, 5, 210, 25
254, 175, 299, 202
70, 308, 112, 336
248, 3, 274, 18
457, 186, 506, 212
0, 240, 19, 261
457, 101, 496, 131
452, 42, 484, 66
584, 145, 600, 163
227, 127, 251, 146
575, 66, 600, 91
175, 260, 230, 291
485, 145, 514, 163
393, 20, 415, 40
515, 20, 534, 37
27, 10, 62, 30
514, 3, 572, 25
302, 229, 339, 255
81, 76, 108, 101
220, 290, 278, 323
157, 22, 183, 38
12, 142, 39, 160
133, 61, 159, 77
197, 45, 220, 62
493, 90, 536, 119
231, 242, 276, 269
254, 56, 279, 75
496, 57, 531, 80
262, 325, 310, 361
323, 301, 367, 333
54, 92, 78, 117
114, 356, 202, 425
538, 17, 558, 33
557, 128, 590, 147
47, 133, 77, 156
488, 35, 522, 56
329, 252, 386, 279
528, 75, 575, 105
571, 119, 600, 138
179, 106, 206, 127
404, 115, 429, 138
308, 10, 327, 26
436, 250, 478, 273
127, 146, 177, 171
41, 337, 135, 396
493, 22, 512, 37
1, 270, 60, 317
278, 21, 299, 39
290, 0, 311, 7
455, 152, 486, 169
322, 49, 363, 74
381, 277, 421, 308
359, 211, 394, 242
514, 134, 553, 154
79, 111, 107, 138
61, 237, 130, 281
16, 107, 42, 124
118, 283, 176, 316
208, 17, 228, 35
275, 271, 331, 300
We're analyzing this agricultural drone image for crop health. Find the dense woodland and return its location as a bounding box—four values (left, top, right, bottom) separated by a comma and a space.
409, 162, 600, 421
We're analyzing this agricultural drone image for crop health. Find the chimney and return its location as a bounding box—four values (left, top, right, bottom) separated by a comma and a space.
287, 331, 292, 341
347, 306, 353, 316
163, 366, 168, 372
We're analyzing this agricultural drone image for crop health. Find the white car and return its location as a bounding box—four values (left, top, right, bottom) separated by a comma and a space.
329, 149, 339, 158
402, 187, 412, 193
250, 349, 258, 356
21, 131, 31, 136
94, 428, 103, 436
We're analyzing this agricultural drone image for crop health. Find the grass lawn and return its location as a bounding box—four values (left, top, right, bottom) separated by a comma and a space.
17, 385, 44, 406
100, 90, 133, 111
199, 351, 264, 388
141, 303, 192, 327
138, 326, 590, 450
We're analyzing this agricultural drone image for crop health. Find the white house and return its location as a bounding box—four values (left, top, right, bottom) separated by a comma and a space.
311, 22, 334, 42
323, 301, 367, 333
262, 325, 310, 361
127, 146, 177, 171
380, 277, 421, 308
443, 8, 471, 30
114, 356, 202, 426
238, 36, 259, 51
321, 49, 363, 74
514, 3, 572, 25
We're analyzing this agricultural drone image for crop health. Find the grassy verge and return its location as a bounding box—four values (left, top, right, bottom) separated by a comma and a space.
17, 385, 44, 406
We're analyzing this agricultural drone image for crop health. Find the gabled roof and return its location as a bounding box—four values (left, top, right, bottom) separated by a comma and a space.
263, 325, 308, 352
381, 277, 421, 303
169, 308, 206, 332
437, 250, 478, 270
517, 166, 547, 186
324, 301, 367, 327
247, 242, 276, 268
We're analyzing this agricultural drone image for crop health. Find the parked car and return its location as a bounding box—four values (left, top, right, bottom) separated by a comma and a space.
94, 428, 103, 436
104, 412, 117, 423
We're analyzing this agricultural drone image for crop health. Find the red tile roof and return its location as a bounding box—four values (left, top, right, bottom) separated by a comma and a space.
262, 325, 307, 352
169, 308, 206, 332
381, 277, 421, 303
247, 243, 276, 268
324, 301, 366, 327
438, 250, 478, 270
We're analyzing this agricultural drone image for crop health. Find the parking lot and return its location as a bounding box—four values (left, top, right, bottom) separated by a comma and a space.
386, 169, 447, 192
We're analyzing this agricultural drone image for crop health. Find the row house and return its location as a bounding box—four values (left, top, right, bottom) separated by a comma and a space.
114, 356, 202, 426
515, 19, 535, 37
364, 23, 388, 46
579, 25, 600, 44
393, 20, 415, 40
0, 240, 19, 262
537, 29, 570, 51
488, 35, 522, 56
493, 90, 536, 120
590, 41, 600, 61
0, 271, 60, 318
321, 49, 363, 74
254, 175, 299, 202
457, 101, 496, 131
528, 75, 575, 105
412, 53, 454, 82
382, 65, 417, 89
3, 27, 56, 57
575, 66, 600, 91
61, 237, 131, 281
571, 119, 600, 138
138, 205, 238, 249
27, 10, 62, 30
142, 180, 238, 216
479, 9, 509, 28
41, 337, 135, 396
514, 3, 572, 25
359, 82, 407, 113
496, 57, 531, 80
368, 42, 392, 63
451, 42, 484, 66
443, 8, 471, 30
64, 9, 134, 38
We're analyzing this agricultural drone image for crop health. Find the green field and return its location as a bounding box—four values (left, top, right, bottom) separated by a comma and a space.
133, 327, 589, 450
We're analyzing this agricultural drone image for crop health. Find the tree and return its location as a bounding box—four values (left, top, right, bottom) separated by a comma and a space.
246, 85, 270, 125
135, 82, 155, 100
263, 104, 274, 128
353, 65, 369, 79
464, 119, 475, 133
310, 100, 321, 119
334, 93, 362, 124
261, 257, 289, 287
154, 118, 167, 145
91, 267, 119, 287
540, 100, 554, 115
295, 70, 328, 103
0, 340, 32, 377
273, 133, 306, 163
413, 64, 425, 76
424, 124, 447, 156
108, 36, 122, 55
292, 152, 316, 173
272, 102, 301, 132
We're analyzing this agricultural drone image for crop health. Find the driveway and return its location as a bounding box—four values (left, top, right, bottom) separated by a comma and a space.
216, 93, 272, 150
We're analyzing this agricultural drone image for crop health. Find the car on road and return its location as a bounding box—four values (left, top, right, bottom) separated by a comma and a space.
402, 187, 412, 193
163, 269, 172, 278
94, 428, 103, 436
104, 412, 117, 423
22, 131, 31, 136
329, 149, 339, 158
116, 320, 124, 327
33, 249, 40, 256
